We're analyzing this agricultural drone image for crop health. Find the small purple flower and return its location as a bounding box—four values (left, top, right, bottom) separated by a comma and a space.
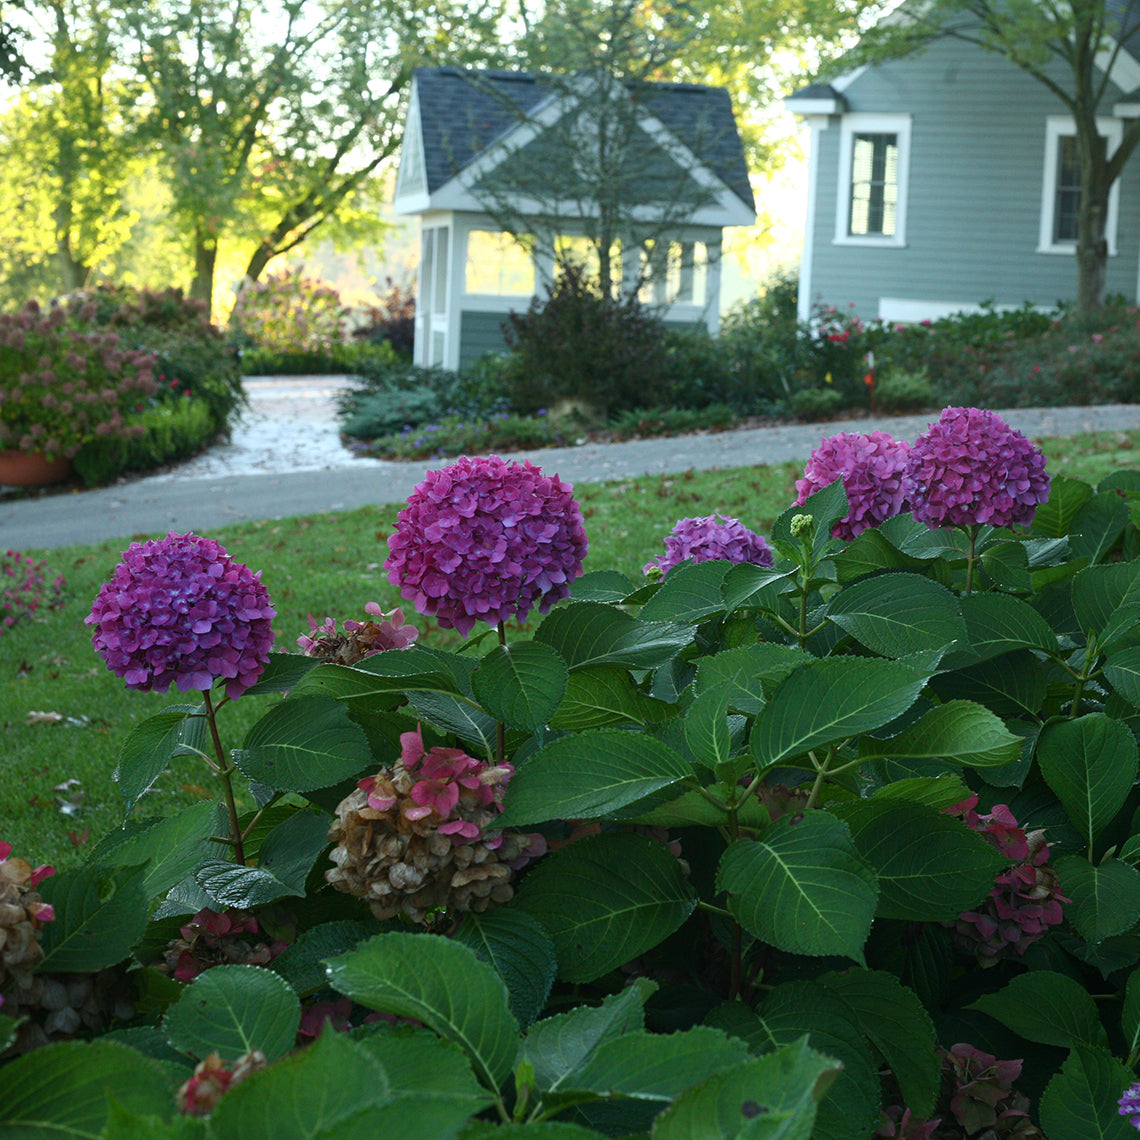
644, 514, 774, 577
795, 430, 911, 540
385, 455, 588, 637
905, 407, 1050, 529
1120, 1082, 1140, 1130
86, 532, 276, 699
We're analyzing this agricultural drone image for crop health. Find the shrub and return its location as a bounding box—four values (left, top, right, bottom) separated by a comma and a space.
351, 278, 415, 359
239, 340, 397, 377
72, 394, 219, 487
228, 269, 347, 355
16, 424, 1140, 1138
354, 409, 564, 460
0, 550, 64, 630
874, 367, 936, 413
609, 403, 737, 440
0, 299, 157, 458
790, 385, 847, 420
502, 261, 673, 418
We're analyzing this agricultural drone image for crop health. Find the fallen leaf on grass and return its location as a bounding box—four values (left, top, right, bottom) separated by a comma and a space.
26, 710, 64, 725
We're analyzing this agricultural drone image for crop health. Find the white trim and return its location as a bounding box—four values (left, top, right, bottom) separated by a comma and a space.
831, 66, 868, 93
1114, 101, 1140, 118
833, 113, 911, 248
878, 297, 1051, 323
393, 84, 430, 216
784, 96, 843, 115
1096, 47, 1140, 96
1037, 115, 1121, 255
798, 117, 827, 322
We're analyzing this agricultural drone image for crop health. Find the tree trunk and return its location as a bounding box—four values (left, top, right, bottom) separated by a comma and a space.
1075, 124, 1110, 314
190, 233, 217, 317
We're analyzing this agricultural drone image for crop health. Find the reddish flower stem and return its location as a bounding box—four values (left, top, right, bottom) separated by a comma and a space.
203, 690, 245, 864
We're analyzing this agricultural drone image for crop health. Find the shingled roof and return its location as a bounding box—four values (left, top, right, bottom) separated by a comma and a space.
411, 66, 755, 211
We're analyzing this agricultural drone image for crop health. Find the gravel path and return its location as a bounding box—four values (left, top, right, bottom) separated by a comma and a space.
4, 375, 1140, 551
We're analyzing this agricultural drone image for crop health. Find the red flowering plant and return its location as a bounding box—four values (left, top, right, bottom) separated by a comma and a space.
19, 420, 1140, 1138
0, 550, 65, 631
0, 299, 157, 459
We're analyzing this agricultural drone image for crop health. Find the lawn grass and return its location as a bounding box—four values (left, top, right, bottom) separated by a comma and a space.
3, 426, 1136, 870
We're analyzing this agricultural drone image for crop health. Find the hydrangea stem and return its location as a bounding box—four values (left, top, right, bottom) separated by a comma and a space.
203, 690, 246, 865
962, 524, 981, 595
496, 620, 507, 767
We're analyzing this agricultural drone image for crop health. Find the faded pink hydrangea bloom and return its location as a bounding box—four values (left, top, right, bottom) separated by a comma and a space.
86, 532, 276, 699
795, 429, 911, 540
297, 602, 417, 664
385, 455, 588, 636
644, 514, 774, 577
945, 796, 1067, 965
905, 406, 1050, 529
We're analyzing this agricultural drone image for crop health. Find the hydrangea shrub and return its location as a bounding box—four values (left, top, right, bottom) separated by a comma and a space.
11, 416, 1140, 1139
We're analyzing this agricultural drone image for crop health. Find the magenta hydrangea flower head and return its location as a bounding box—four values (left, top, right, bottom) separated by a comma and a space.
86, 532, 276, 699
904, 406, 1051, 529
385, 455, 588, 636
644, 514, 774, 577
1119, 1082, 1140, 1131
795, 429, 911, 540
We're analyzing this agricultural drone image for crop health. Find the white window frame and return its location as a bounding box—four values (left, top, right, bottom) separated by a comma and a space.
833, 113, 911, 248
1038, 115, 1122, 255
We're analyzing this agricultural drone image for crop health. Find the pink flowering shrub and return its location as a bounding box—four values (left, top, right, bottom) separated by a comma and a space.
945, 797, 1067, 966
0, 298, 157, 458
228, 269, 346, 355
644, 514, 774, 577
385, 454, 588, 636
1, 550, 65, 631
795, 430, 911, 539
905, 407, 1050, 529
86, 532, 276, 698
297, 602, 418, 665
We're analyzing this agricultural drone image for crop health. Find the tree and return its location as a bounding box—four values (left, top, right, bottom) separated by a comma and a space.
121, 0, 509, 313
475, 0, 725, 299
0, 0, 143, 293
845, 0, 1140, 312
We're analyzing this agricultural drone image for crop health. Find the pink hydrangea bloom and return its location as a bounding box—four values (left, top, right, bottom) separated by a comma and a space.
945, 796, 1068, 965
86, 532, 276, 699
644, 514, 774, 577
904, 407, 1051, 529
795, 430, 911, 540
385, 455, 588, 637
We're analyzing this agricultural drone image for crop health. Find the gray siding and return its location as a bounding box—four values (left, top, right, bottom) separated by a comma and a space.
459, 309, 513, 369
805, 39, 1140, 318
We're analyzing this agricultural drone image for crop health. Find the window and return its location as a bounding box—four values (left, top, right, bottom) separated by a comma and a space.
637, 241, 708, 305
1038, 116, 1121, 254
834, 114, 910, 247
464, 230, 535, 295
849, 134, 899, 236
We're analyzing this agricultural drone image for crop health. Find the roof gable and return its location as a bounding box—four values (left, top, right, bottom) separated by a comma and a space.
395, 66, 754, 218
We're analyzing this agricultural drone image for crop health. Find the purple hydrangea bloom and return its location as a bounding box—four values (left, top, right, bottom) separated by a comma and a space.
644, 514, 774, 577
1120, 1082, 1140, 1130
385, 455, 588, 637
795, 430, 911, 540
86, 532, 276, 699
905, 406, 1051, 529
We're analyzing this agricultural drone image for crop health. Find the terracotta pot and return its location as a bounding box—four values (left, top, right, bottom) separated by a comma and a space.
0, 448, 72, 487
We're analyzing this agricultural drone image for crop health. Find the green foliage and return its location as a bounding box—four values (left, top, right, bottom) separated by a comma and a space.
873, 367, 936, 413
72, 396, 219, 487
503, 261, 677, 418
24, 438, 1140, 1133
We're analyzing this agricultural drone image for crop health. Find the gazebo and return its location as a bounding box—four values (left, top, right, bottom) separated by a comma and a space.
392, 66, 756, 371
